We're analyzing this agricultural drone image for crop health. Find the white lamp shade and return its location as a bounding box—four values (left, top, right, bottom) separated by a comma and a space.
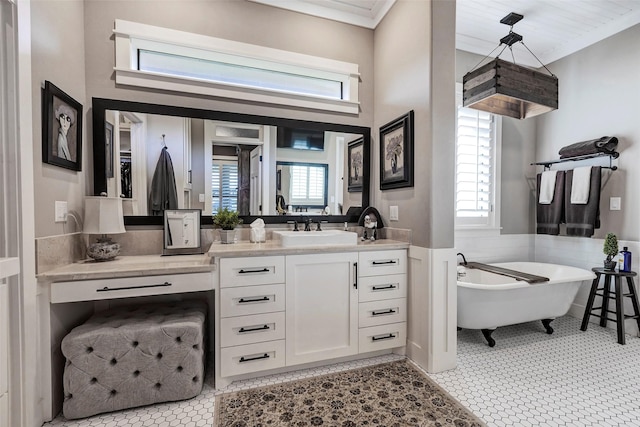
84, 197, 126, 235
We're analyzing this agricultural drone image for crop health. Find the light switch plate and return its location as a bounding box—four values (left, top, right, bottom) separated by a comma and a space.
198, 193, 205, 203
610, 197, 621, 211
390, 205, 399, 221
55, 201, 68, 222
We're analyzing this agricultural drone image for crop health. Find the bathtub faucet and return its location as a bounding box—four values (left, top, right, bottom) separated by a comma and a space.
456, 252, 468, 266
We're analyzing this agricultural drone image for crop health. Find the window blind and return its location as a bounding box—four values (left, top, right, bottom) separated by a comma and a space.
211, 160, 238, 214
456, 107, 493, 218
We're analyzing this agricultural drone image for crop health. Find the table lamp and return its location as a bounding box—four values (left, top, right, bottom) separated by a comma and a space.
84, 196, 126, 261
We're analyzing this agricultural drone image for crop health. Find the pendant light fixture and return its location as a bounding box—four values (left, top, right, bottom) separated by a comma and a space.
463, 12, 558, 120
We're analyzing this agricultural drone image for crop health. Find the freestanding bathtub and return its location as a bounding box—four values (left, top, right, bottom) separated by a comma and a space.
457, 262, 596, 346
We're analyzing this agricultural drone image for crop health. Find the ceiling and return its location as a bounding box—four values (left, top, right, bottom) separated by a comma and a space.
250, 0, 640, 67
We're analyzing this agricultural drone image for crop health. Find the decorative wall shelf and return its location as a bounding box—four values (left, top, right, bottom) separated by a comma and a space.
531, 151, 619, 171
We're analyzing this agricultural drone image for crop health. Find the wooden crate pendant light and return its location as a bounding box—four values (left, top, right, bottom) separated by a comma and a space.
463, 13, 558, 120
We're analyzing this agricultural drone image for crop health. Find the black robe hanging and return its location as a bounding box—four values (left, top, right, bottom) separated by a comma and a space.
149, 147, 178, 215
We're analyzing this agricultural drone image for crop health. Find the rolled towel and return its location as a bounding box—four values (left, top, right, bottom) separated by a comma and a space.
559, 136, 618, 159
538, 170, 558, 204
571, 166, 592, 204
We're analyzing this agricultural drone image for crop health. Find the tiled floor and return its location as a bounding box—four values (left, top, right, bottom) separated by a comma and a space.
45, 316, 640, 427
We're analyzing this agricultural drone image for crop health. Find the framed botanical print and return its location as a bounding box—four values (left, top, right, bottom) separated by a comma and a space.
379, 110, 414, 190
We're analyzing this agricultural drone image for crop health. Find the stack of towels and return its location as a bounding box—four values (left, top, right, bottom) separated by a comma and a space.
536, 166, 601, 237
558, 136, 618, 159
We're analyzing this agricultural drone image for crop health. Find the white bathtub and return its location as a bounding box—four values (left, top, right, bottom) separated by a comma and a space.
457, 262, 595, 345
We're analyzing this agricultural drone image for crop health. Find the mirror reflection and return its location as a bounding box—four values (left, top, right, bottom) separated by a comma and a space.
105, 110, 364, 218
163, 209, 202, 255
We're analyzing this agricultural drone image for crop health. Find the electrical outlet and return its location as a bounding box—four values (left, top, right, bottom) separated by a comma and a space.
198, 193, 205, 203
55, 201, 68, 223
610, 197, 621, 211
390, 205, 399, 221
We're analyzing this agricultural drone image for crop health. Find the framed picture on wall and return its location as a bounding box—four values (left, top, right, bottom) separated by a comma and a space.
42, 80, 83, 171
379, 110, 414, 190
105, 121, 114, 178
347, 137, 364, 192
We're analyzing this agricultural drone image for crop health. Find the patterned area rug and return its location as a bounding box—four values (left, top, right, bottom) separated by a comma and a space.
214, 359, 485, 426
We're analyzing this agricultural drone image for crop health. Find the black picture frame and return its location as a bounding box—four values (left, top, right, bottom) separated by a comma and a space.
42, 81, 83, 171
105, 121, 114, 178
379, 110, 414, 190
347, 137, 364, 192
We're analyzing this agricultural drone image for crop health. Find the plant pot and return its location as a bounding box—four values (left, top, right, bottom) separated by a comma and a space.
604, 259, 617, 271
219, 229, 236, 244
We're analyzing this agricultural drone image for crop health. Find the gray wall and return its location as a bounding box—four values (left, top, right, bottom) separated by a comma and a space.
32, 0, 87, 237
373, 0, 456, 249
536, 24, 640, 241
456, 50, 537, 235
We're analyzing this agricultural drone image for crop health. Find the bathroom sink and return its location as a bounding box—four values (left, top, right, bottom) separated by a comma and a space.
273, 230, 358, 248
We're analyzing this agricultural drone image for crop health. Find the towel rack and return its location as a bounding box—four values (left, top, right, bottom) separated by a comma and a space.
531, 151, 618, 171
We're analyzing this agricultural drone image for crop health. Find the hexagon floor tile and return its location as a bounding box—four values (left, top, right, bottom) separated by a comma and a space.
45, 316, 640, 426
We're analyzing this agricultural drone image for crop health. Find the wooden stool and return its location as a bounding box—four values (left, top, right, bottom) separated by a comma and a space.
580, 268, 640, 344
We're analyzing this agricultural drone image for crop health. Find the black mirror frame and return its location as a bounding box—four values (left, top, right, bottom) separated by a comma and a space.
92, 98, 370, 226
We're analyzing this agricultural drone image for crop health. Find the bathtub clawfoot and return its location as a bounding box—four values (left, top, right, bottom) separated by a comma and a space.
481, 328, 496, 347
541, 319, 554, 334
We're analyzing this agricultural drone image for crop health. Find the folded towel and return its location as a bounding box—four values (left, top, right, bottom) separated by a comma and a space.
536, 171, 565, 235
538, 170, 558, 204
565, 166, 601, 237
559, 136, 618, 159
571, 166, 592, 204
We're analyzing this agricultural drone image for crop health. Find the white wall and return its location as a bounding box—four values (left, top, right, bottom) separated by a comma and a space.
536, 24, 640, 241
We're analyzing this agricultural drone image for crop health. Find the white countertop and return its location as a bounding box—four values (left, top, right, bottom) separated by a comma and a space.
37, 254, 214, 282
207, 238, 410, 258
37, 239, 409, 282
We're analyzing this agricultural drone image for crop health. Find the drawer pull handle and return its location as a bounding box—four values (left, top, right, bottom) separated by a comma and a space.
372, 333, 396, 342
239, 353, 270, 363
238, 268, 270, 274
372, 309, 396, 316
372, 260, 397, 265
239, 325, 270, 333
372, 284, 397, 291
238, 296, 270, 304
96, 282, 172, 292
353, 262, 358, 289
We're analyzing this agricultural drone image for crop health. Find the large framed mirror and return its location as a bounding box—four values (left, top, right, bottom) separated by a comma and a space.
92, 98, 370, 225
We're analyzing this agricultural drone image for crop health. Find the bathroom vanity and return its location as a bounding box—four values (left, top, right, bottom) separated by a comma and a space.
36, 237, 408, 420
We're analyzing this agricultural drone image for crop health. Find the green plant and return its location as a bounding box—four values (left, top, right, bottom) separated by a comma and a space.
603, 232, 619, 260
213, 208, 242, 230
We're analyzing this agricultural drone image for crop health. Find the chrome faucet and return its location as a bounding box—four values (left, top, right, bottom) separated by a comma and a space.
456, 252, 468, 266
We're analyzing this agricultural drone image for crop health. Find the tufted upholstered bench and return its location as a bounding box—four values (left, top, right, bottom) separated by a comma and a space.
60, 301, 207, 419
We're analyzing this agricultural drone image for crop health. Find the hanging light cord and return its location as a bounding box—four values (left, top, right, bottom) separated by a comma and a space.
468, 22, 556, 78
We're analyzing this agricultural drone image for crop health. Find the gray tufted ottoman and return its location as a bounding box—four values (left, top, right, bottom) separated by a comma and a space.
61, 301, 207, 419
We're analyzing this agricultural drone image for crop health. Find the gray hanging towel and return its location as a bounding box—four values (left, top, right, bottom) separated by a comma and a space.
149, 147, 178, 215
536, 171, 565, 235
564, 166, 601, 237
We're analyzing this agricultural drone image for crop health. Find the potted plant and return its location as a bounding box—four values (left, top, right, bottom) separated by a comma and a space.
603, 232, 619, 271
213, 208, 242, 244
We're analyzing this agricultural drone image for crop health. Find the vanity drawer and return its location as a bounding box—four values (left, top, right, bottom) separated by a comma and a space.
358, 322, 406, 353
358, 250, 406, 277
359, 298, 406, 328
220, 284, 285, 317
220, 340, 286, 377
220, 312, 285, 347
359, 274, 407, 302
50, 272, 214, 303
220, 256, 285, 288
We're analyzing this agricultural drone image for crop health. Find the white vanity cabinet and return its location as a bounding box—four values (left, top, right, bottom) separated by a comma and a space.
219, 256, 286, 377
358, 250, 407, 353
285, 252, 359, 366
